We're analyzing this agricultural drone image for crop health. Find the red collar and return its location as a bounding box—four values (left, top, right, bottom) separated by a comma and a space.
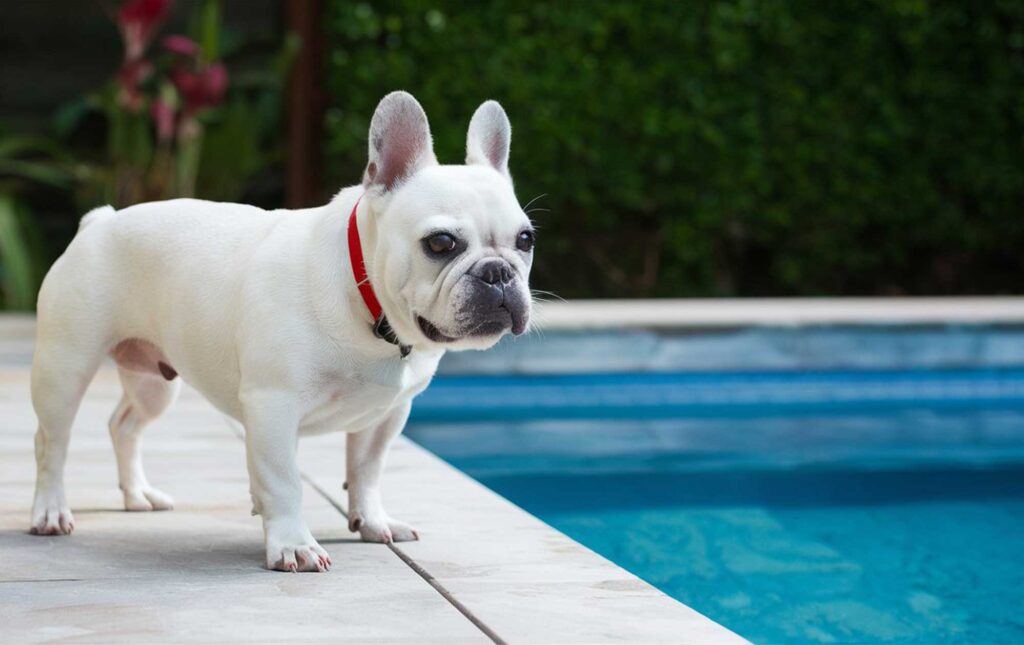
347, 197, 383, 320
347, 197, 411, 356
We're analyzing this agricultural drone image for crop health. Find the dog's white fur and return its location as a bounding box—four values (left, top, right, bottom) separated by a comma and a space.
29, 92, 533, 572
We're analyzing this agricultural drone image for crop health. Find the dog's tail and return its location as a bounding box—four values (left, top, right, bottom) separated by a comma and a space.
78, 205, 116, 232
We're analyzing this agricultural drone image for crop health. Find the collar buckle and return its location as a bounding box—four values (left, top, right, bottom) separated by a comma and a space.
373, 314, 412, 359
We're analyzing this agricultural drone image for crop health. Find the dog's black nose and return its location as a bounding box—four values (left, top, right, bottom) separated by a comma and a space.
472, 259, 514, 285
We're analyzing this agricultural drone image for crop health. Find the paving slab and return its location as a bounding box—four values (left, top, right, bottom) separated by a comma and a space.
0, 315, 744, 643
0, 358, 485, 643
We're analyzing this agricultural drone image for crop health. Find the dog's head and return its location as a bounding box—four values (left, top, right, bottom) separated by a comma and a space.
360, 91, 533, 352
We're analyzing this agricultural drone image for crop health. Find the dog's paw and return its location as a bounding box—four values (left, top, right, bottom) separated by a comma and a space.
266, 541, 332, 572
349, 513, 419, 543
123, 486, 175, 512
29, 502, 75, 536
265, 521, 332, 572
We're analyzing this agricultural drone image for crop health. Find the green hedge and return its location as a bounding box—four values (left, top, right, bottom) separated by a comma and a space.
325, 1, 1024, 297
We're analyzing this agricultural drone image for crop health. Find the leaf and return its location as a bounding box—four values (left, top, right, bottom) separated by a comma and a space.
52, 95, 103, 138
0, 134, 73, 162
0, 159, 74, 188
200, 0, 221, 62
0, 195, 37, 310
196, 100, 265, 200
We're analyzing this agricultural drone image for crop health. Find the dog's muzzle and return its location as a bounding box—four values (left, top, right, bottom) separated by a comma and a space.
416, 259, 529, 343
458, 258, 529, 337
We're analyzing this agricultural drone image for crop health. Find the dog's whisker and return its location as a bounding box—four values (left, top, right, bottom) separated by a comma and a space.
531, 289, 567, 303
521, 193, 548, 212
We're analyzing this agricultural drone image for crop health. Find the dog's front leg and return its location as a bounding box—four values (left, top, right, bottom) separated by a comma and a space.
242, 392, 331, 572
347, 402, 419, 543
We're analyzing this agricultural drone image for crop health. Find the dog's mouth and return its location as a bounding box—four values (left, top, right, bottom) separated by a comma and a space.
416, 313, 515, 343
417, 316, 458, 343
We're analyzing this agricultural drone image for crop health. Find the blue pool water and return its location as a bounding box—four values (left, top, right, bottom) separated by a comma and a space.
407, 369, 1024, 643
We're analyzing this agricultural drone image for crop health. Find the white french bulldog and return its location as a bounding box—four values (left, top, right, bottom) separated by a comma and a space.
28, 91, 534, 572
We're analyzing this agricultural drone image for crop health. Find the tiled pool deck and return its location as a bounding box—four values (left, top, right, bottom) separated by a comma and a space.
0, 314, 743, 644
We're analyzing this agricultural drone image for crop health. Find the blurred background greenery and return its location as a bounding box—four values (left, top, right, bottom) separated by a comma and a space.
2, 0, 1023, 310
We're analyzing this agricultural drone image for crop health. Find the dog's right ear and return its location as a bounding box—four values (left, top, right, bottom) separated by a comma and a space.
363, 91, 437, 192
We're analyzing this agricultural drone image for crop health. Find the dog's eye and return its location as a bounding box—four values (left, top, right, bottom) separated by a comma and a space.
425, 232, 458, 254
516, 230, 535, 252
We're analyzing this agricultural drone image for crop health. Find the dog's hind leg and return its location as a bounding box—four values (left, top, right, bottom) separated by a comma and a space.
29, 342, 103, 535
110, 365, 180, 511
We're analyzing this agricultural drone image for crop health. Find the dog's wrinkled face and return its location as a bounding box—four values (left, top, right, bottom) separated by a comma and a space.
361, 92, 533, 351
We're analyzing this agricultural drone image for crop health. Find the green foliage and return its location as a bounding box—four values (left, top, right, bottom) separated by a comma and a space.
0, 131, 73, 310
195, 33, 299, 201
48, 0, 295, 210
0, 196, 38, 310
0, 1, 296, 311
0, 135, 75, 187
325, 0, 1024, 297
197, 0, 222, 62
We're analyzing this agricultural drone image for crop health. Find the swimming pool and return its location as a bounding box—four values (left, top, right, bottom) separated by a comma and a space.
407, 328, 1024, 643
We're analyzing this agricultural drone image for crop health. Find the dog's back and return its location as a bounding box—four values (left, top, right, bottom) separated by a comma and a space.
42, 199, 280, 327
35, 198, 293, 409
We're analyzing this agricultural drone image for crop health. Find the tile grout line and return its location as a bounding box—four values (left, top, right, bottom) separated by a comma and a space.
224, 419, 506, 645
301, 474, 507, 645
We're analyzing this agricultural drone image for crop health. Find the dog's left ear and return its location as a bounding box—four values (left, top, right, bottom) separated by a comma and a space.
466, 100, 512, 181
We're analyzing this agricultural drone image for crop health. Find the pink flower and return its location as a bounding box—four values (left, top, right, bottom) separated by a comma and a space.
171, 62, 228, 115
116, 59, 153, 110
161, 34, 200, 58
203, 63, 229, 104
118, 0, 172, 62
150, 98, 176, 141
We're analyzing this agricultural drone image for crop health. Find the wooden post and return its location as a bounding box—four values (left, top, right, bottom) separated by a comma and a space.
286, 0, 325, 208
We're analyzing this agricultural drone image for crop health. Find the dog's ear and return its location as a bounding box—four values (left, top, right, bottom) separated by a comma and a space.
363, 91, 437, 191
466, 100, 511, 181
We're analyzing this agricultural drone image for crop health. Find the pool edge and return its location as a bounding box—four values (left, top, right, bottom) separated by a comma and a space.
298, 432, 750, 644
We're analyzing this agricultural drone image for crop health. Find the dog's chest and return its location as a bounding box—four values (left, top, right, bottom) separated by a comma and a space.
298, 352, 440, 435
